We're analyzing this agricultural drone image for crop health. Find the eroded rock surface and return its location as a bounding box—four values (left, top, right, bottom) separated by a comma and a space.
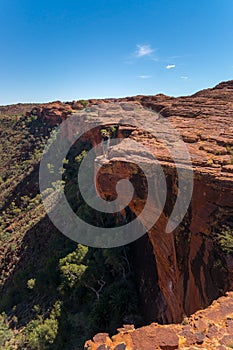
85, 292, 233, 350
24, 80, 233, 348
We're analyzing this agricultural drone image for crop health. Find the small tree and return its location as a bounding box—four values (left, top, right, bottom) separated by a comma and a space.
59, 245, 88, 288
23, 302, 61, 350
216, 225, 233, 254
0, 313, 12, 348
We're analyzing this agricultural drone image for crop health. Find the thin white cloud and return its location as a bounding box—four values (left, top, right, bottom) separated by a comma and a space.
181, 76, 189, 80
166, 64, 176, 69
167, 55, 183, 60
137, 75, 152, 79
135, 44, 154, 57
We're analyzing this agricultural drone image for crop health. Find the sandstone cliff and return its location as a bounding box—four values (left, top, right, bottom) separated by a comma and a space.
85, 291, 233, 350
81, 82, 233, 324
24, 81, 233, 348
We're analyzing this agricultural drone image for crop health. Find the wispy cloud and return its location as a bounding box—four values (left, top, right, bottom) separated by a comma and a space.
135, 44, 154, 57
166, 64, 176, 69
181, 75, 189, 80
167, 55, 183, 60
137, 75, 152, 79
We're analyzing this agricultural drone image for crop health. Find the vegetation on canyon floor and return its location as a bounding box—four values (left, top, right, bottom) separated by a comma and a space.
0, 110, 141, 349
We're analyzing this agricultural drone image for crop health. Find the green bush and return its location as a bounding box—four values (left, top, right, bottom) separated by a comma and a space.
27, 278, 36, 290
25, 318, 58, 349
59, 245, 88, 288
60, 263, 87, 288
216, 225, 233, 254
23, 302, 61, 350
0, 313, 12, 348
79, 100, 88, 108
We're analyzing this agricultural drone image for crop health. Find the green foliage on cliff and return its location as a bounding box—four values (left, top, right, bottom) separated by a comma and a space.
78, 99, 88, 108
0, 109, 140, 349
216, 225, 233, 254
0, 313, 12, 348
59, 245, 88, 288
21, 302, 61, 349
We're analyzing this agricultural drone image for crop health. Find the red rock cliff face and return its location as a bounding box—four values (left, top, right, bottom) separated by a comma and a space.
96, 155, 233, 324
28, 81, 233, 328
85, 292, 233, 350
93, 81, 233, 324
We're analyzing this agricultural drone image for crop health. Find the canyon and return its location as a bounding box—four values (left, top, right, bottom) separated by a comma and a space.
58, 81, 233, 348
82, 83, 233, 348
1, 80, 233, 349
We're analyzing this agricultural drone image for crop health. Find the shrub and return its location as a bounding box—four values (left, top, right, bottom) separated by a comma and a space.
59, 245, 88, 288
75, 150, 87, 163
79, 100, 88, 108
216, 225, 233, 254
23, 302, 61, 350
0, 313, 12, 347
60, 263, 87, 288
27, 278, 36, 290
25, 317, 58, 349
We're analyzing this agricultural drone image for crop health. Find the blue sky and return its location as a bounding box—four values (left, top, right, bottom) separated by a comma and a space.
0, 0, 233, 104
